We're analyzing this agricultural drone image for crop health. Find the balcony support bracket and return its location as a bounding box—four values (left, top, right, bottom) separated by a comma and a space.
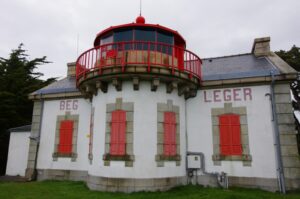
112, 78, 122, 91
133, 77, 140, 91
167, 81, 178, 94
151, 78, 160, 91
96, 81, 108, 93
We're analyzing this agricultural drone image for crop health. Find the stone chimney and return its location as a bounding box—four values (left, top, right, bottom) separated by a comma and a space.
67, 62, 76, 77
251, 37, 271, 57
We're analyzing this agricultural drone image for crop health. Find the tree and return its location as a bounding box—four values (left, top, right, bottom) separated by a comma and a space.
0, 44, 55, 175
275, 45, 300, 71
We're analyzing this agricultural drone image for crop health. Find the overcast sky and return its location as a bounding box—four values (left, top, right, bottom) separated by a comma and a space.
0, 0, 299, 79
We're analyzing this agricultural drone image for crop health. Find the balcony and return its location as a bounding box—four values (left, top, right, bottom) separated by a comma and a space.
76, 41, 202, 97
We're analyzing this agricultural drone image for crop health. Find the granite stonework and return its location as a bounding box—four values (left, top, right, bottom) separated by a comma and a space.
25, 101, 43, 179
274, 83, 300, 189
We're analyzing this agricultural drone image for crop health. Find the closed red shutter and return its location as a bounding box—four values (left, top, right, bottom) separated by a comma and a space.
58, 120, 74, 154
110, 110, 126, 155
219, 114, 242, 156
230, 115, 242, 155
164, 112, 177, 156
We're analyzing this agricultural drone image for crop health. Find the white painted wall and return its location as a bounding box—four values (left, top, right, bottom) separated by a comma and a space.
187, 85, 277, 178
34, 83, 277, 180
6, 132, 30, 176
89, 81, 186, 178
37, 98, 91, 171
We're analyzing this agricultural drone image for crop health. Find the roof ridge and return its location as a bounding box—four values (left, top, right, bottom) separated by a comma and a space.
202, 53, 252, 60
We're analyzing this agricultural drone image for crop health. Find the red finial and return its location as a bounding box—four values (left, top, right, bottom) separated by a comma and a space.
136, 15, 145, 24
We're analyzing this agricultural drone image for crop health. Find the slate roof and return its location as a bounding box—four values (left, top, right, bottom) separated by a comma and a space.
201, 53, 280, 81
9, 125, 31, 133
33, 54, 282, 95
31, 76, 79, 95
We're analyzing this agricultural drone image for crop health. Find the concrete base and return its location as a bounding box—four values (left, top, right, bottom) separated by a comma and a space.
36, 169, 300, 192
229, 176, 278, 192
37, 169, 88, 182
286, 178, 300, 190
194, 174, 279, 192
87, 175, 187, 192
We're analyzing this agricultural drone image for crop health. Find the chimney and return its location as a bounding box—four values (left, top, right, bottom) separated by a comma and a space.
67, 62, 76, 77
251, 37, 271, 57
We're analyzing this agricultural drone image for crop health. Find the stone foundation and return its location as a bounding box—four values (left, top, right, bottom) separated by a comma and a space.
87, 175, 186, 192
37, 169, 88, 182
36, 169, 300, 192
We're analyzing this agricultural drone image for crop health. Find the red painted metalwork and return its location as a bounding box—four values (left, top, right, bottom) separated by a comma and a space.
164, 112, 176, 156
110, 110, 126, 155
136, 15, 145, 24
219, 114, 242, 156
58, 120, 74, 154
76, 41, 202, 83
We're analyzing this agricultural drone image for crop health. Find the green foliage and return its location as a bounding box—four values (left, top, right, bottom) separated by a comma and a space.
0, 181, 300, 199
275, 45, 300, 71
0, 44, 55, 174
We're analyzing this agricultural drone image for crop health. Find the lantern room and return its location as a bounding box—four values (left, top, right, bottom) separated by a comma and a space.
76, 16, 202, 98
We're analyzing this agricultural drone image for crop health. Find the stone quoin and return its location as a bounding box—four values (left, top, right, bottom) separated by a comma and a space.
5, 15, 300, 193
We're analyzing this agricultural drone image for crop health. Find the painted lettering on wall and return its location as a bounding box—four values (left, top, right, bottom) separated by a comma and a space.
204, 88, 252, 102
60, 100, 78, 110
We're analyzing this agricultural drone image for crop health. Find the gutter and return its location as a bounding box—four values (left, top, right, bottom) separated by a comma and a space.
269, 72, 286, 194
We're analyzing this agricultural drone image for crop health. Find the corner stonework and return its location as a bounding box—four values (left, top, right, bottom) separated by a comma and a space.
103, 98, 134, 167
211, 103, 252, 166
156, 100, 181, 167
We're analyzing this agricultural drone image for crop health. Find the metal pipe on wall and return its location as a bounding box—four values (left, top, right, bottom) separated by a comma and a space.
269, 71, 286, 194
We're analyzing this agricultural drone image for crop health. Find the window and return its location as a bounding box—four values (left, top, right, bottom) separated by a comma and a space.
100, 34, 113, 45
114, 30, 133, 42
157, 31, 173, 55
219, 114, 242, 156
58, 120, 74, 154
110, 110, 126, 156
163, 112, 176, 156
135, 28, 155, 42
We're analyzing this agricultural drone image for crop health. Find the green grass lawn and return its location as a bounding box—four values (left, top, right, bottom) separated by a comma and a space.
0, 181, 299, 199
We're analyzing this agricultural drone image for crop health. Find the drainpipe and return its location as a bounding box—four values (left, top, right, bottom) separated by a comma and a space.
184, 99, 189, 184
269, 71, 286, 194
30, 97, 44, 181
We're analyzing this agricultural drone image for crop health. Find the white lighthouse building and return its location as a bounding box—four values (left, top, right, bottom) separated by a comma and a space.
6, 16, 300, 192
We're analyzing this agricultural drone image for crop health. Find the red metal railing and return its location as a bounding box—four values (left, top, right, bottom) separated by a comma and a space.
76, 41, 202, 82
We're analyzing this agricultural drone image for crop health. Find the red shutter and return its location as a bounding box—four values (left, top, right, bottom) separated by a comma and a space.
164, 112, 177, 156
118, 111, 126, 155
110, 110, 126, 155
219, 114, 242, 156
230, 115, 242, 155
58, 120, 74, 154
110, 112, 119, 155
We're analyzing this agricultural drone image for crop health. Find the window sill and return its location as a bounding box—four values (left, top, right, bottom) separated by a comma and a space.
212, 154, 252, 161
52, 152, 77, 162
103, 154, 135, 161
155, 154, 181, 161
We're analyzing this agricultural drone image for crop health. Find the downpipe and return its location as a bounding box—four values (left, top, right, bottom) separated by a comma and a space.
268, 71, 286, 194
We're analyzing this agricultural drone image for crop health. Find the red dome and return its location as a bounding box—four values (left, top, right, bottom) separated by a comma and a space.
136, 15, 145, 24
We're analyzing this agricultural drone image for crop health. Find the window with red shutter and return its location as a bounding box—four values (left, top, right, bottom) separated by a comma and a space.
219, 114, 242, 156
58, 120, 74, 154
163, 112, 176, 156
110, 110, 126, 156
